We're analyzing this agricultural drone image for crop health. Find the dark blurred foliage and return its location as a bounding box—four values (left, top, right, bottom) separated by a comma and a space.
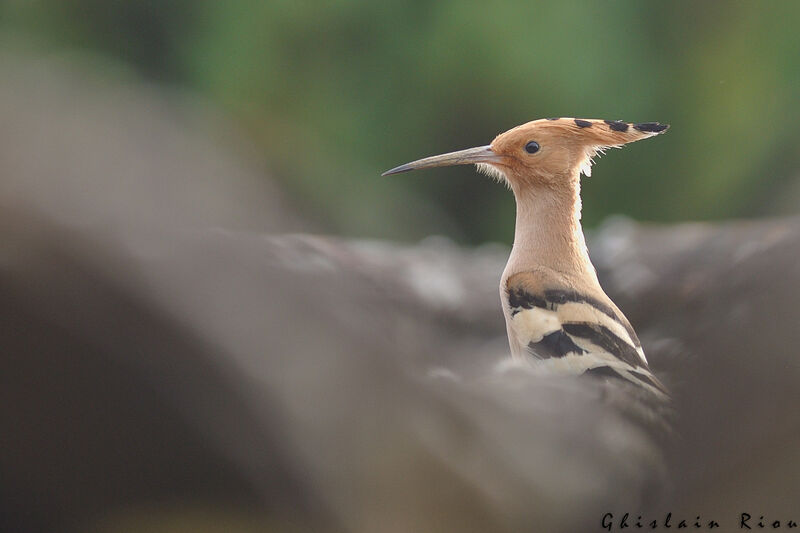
2, 1, 799, 244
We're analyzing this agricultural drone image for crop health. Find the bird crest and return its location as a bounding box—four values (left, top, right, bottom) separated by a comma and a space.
488, 117, 669, 181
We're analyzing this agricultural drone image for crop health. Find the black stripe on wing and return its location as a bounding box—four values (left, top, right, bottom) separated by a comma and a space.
562, 323, 644, 369
584, 366, 624, 380
585, 365, 670, 397
544, 289, 640, 348
507, 288, 549, 316
527, 330, 586, 359
506, 287, 640, 348
629, 370, 670, 395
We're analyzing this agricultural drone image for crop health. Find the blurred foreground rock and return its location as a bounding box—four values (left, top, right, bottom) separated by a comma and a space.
2, 52, 800, 533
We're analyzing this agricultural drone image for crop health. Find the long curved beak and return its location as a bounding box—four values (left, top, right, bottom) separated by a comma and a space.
381, 145, 500, 176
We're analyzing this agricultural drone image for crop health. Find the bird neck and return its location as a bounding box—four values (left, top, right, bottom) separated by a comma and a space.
504, 173, 600, 288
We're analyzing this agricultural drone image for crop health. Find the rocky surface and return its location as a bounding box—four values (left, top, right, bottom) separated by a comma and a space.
2, 52, 799, 532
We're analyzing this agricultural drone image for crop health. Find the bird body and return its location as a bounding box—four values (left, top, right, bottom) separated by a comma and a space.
384, 118, 669, 397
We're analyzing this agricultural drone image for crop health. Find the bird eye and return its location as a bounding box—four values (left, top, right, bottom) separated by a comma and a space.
525, 141, 540, 154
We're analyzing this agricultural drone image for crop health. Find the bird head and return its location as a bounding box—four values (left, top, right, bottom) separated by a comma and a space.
382, 118, 668, 191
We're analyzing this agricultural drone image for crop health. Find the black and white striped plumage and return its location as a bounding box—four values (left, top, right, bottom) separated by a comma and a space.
504, 270, 668, 398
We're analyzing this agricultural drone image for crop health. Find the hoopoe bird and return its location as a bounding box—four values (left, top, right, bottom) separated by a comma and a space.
383, 118, 669, 397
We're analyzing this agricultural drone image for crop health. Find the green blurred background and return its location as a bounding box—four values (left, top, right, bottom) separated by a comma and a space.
2, 0, 799, 245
